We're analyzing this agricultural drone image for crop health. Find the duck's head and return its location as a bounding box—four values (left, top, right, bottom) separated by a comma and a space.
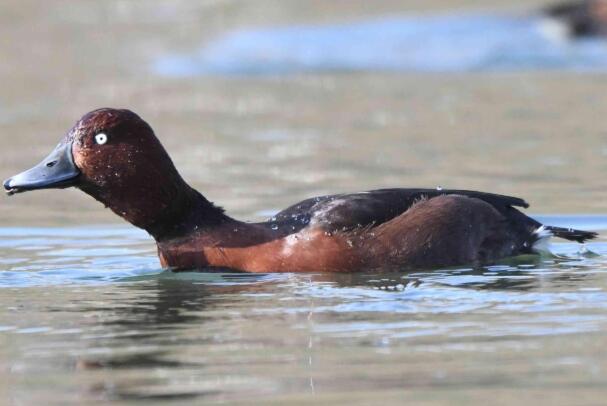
4, 108, 198, 232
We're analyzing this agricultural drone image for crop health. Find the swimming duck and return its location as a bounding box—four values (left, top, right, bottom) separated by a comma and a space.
3, 109, 597, 272
545, 0, 607, 38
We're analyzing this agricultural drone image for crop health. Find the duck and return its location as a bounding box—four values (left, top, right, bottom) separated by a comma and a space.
3, 108, 598, 272
544, 0, 607, 38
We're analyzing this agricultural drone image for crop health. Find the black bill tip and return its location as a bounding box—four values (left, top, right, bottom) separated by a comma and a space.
3, 141, 80, 196
3, 178, 17, 195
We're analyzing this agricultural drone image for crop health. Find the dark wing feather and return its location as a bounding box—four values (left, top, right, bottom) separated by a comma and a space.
269, 188, 529, 232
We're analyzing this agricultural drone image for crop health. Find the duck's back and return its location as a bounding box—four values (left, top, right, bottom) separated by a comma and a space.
263, 188, 596, 270
271, 188, 529, 232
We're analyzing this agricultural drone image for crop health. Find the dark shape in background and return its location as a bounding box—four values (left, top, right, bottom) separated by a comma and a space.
154, 0, 607, 76
546, 0, 607, 37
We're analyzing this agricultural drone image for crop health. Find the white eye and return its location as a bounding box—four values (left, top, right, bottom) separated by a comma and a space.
95, 133, 108, 145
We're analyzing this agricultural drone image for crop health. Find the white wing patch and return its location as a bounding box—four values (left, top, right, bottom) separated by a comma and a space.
532, 225, 553, 252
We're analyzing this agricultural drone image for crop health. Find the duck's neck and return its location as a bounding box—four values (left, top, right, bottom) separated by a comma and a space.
144, 186, 232, 241
79, 178, 232, 241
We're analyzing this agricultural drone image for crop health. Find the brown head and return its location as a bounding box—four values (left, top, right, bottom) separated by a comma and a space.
4, 108, 225, 239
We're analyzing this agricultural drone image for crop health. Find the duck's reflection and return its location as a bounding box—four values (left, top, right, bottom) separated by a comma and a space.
76, 273, 280, 400
74, 255, 598, 401
310, 253, 593, 292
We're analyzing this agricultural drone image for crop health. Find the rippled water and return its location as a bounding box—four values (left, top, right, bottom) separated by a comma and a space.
155, 13, 607, 76
0, 218, 606, 403
0, 227, 156, 287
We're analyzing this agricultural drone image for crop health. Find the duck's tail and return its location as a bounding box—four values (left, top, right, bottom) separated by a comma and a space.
542, 225, 599, 243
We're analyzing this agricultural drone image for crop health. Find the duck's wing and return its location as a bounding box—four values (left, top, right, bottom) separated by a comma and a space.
271, 188, 529, 232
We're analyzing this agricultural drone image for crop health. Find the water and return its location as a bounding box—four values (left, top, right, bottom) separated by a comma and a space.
0, 220, 606, 402
0, 227, 157, 287
155, 13, 607, 76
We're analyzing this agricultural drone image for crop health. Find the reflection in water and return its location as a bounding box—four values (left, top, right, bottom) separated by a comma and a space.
73, 275, 284, 400
68, 251, 607, 400
155, 12, 607, 76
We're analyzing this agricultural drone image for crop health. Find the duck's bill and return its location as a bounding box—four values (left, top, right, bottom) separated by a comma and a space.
3, 142, 80, 195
